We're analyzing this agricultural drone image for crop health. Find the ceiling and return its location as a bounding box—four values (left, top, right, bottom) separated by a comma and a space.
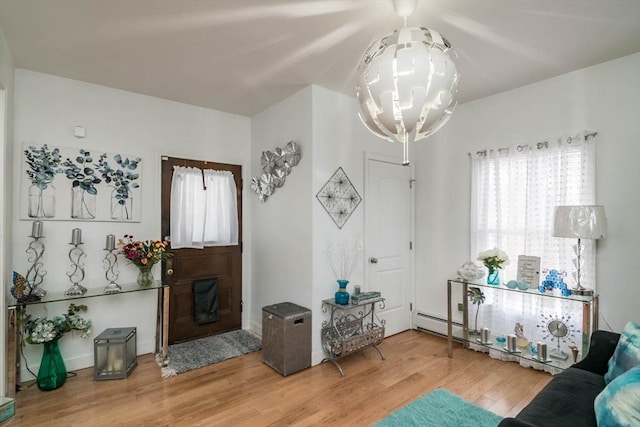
1, 0, 639, 117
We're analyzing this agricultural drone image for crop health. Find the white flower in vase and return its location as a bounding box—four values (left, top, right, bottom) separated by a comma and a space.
325, 240, 362, 304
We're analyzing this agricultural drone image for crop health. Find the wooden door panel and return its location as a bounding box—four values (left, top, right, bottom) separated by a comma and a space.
172, 281, 196, 325
161, 156, 242, 344
177, 252, 233, 277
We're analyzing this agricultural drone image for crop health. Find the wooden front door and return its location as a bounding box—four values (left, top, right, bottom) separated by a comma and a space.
161, 156, 242, 344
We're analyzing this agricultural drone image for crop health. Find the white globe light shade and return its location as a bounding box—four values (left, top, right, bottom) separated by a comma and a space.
356, 26, 460, 164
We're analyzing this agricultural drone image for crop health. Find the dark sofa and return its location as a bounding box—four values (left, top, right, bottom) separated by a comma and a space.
499, 330, 621, 427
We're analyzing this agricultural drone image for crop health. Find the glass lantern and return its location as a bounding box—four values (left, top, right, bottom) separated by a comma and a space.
94, 327, 137, 380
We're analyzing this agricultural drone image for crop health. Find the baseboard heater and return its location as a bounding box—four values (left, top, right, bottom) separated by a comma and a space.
414, 311, 463, 340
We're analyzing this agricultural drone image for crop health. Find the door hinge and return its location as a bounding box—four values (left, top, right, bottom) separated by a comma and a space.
241, 301, 243, 312
409, 179, 415, 189
409, 241, 413, 250
410, 303, 413, 311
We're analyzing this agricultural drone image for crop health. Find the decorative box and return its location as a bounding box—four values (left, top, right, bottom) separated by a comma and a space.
262, 302, 311, 376
94, 327, 137, 380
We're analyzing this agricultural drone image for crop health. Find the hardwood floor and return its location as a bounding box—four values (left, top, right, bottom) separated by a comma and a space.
8, 330, 551, 426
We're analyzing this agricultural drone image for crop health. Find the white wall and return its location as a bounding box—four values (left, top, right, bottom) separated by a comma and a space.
12, 70, 252, 378
310, 86, 400, 363
249, 86, 314, 335
251, 85, 401, 364
414, 53, 640, 332
0, 25, 15, 397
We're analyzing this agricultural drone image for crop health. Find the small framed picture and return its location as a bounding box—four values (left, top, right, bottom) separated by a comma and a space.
517, 255, 541, 287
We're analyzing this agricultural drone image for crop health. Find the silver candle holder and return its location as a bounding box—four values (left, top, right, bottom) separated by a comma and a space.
65, 228, 87, 296
25, 221, 47, 299
103, 234, 121, 294
478, 327, 492, 345
536, 342, 550, 363
504, 334, 521, 353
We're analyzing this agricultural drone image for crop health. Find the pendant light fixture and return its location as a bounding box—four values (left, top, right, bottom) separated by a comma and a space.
356, 0, 460, 165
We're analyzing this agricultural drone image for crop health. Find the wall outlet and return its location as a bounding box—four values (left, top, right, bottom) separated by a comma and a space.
457, 303, 464, 312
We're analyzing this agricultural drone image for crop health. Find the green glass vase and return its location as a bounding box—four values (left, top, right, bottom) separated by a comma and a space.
37, 339, 67, 391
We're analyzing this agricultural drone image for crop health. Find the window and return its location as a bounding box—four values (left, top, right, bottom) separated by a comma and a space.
170, 166, 238, 249
469, 132, 596, 364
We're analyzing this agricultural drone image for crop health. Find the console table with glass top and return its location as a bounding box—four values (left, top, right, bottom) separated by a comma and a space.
446, 278, 598, 371
7, 281, 169, 397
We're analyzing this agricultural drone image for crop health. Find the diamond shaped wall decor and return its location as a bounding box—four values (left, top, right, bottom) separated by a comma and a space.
316, 167, 362, 229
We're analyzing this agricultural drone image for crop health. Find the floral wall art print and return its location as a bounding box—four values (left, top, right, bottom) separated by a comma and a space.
21, 143, 143, 222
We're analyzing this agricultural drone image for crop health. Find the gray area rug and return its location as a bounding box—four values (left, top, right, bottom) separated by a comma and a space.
167, 329, 261, 374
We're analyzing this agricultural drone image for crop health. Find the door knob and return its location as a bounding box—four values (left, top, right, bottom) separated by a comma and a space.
369, 257, 378, 264
166, 258, 174, 276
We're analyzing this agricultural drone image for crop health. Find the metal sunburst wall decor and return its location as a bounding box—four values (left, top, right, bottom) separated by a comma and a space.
316, 167, 362, 229
251, 140, 302, 202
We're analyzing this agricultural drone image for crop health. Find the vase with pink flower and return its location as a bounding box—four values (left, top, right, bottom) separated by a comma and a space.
119, 235, 172, 287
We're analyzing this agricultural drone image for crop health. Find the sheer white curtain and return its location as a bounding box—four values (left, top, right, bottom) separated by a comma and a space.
470, 132, 596, 363
170, 166, 206, 249
203, 170, 238, 246
170, 167, 238, 248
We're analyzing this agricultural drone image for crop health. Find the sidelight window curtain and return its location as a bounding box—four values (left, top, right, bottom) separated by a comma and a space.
470, 131, 597, 369
170, 167, 238, 249
203, 170, 238, 246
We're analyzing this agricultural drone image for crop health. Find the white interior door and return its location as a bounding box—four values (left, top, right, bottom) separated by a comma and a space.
365, 156, 413, 336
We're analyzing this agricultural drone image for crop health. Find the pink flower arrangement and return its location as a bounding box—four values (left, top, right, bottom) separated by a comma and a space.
119, 234, 171, 269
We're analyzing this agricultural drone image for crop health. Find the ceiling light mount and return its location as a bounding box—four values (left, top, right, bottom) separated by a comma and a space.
356, 0, 460, 165
393, 0, 417, 19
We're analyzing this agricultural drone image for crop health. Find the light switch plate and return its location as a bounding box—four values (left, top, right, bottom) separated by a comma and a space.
73, 125, 86, 138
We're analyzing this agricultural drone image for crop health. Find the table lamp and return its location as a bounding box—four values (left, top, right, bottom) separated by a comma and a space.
552, 205, 607, 296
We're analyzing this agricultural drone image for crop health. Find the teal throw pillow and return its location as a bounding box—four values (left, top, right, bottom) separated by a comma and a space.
604, 321, 640, 384
594, 365, 640, 427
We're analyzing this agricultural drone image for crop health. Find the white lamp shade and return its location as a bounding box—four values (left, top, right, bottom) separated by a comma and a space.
553, 205, 607, 239
356, 26, 459, 148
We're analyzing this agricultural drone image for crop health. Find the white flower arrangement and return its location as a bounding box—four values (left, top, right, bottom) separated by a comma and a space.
23, 304, 92, 344
477, 248, 510, 270
325, 240, 362, 280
